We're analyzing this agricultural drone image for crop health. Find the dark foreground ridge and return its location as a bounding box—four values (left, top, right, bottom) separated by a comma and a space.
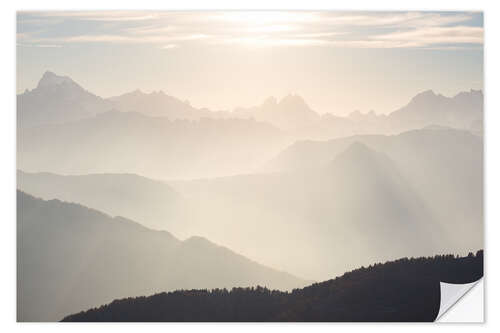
62, 251, 483, 322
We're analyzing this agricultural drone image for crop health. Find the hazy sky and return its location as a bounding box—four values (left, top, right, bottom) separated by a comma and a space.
17, 11, 483, 115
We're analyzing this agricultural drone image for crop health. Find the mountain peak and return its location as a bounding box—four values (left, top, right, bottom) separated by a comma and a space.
328, 142, 400, 180
279, 94, 308, 107
348, 109, 380, 121
262, 96, 278, 107
339, 141, 374, 157
37, 71, 76, 89
183, 235, 214, 246
403, 89, 448, 109
413, 89, 437, 100
278, 94, 318, 118
331, 142, 386, 168
454, 89, 483, 100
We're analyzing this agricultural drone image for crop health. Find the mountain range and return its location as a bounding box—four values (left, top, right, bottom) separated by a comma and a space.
108, 89, 227, 120
265, 126, 483, 234
165, 133, 481, 279
17, 126, 483, 281
17, 110, 289, 179
385, 89, 483, 134
18, 71, 483, 136
17, 191, 307, 321
232, 94, 320, 130
16, 71, 483, 180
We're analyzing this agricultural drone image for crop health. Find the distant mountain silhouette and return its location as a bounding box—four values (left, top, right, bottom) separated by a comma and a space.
62, 251, 483, 322
109, 89, 227, 120
17, 171, 181, 231
37, 71, 74, 88
339, 90, 482, 136
18, 141, 437, 280
386, 89, 483, 134
323, 141, 432, 238
17, 110, 290, 179
17, 71, 482, 138
164, 128, 480, 279
233, 94, 320, 130
18, 128, 482, 281
110, 91, 322, 130
347, 109, 384, 122
17, 72, 228, 128
230, 89, 482, 139
265, 127, 483, 251
17, 71, 113, 128
159, 141, 446, 280
17, 191, 307, 322
330, 141, 389, 168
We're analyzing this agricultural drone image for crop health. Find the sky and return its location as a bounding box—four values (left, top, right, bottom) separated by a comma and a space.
16, 11, 483, 115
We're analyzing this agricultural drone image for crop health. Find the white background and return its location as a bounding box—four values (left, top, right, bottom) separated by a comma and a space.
1, 0, 498, 331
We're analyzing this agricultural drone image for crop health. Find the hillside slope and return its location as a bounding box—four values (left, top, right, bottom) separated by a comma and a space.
17, 171, 181, 231
62, 251, 483, 322
19, 138, 477, 281
167, 142, 442, 280
17, 191, 307, 322
264, 127, 483, 253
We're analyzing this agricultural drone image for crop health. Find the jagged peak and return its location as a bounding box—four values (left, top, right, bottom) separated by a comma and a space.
403, 89, 450, 109
277, 94, 319, 118
118, 89, 147, 98
349, 110, 362, 117
152, 90, 166, 96
120, 89, 175, 99
348, 109, 380, 120
453, 89, 483, 99
279, 93, 308, 106
37, 71, 76, 89
261, 96, 278, 107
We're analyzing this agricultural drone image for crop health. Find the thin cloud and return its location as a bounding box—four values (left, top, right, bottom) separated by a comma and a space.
161, 44, 179, 49
22, 11, 160, 22
219, 36, 330, 47
322, 12, 475, 27
17, 42, 62, 48
17, 11, 483, 49
22, 33, 212, 45
374, 26, 483, 45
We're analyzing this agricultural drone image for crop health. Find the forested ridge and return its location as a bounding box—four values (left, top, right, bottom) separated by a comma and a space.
63, 250, 483, 322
